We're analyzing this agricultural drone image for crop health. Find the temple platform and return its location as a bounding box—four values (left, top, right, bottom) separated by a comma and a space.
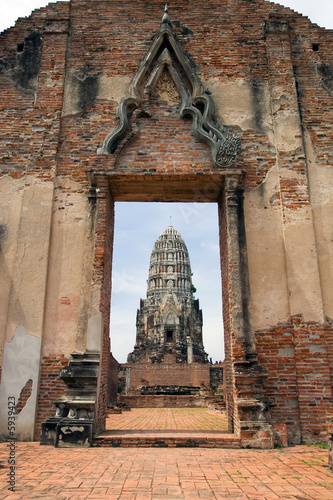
93, 407, 238, 448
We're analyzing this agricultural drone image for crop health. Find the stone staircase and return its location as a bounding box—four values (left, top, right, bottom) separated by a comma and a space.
93, 406, 236, 448
93, 430, 241, 448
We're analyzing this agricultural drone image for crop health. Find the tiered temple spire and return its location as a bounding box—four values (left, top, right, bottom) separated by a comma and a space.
128, 226, 208, 364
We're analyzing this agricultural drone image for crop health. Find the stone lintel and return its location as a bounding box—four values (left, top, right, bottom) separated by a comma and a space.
88, 170, 244, 203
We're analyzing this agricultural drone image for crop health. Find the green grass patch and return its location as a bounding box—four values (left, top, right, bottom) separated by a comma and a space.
316, 443, 328, 449
305, 442, 328, 449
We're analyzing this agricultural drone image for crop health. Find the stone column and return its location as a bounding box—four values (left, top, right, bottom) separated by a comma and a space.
264, 20, 324, 324
219, 174, 273, 448
41, 176, 115, 447
223, 176, 254, 362
265, 20, 332, 443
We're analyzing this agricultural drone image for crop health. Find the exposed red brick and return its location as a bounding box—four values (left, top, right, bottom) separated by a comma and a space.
1, 0, 332, 446
34, 355, 68, 439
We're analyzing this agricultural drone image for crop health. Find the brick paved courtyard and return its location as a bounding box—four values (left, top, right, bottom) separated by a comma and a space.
1, 409, 332, 498
105, 408, 229, 431
0, 442, 332, 499
94, 408, 234, 448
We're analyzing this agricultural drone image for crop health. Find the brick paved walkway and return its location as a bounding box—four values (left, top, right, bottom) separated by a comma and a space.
96, 408, 235, 448
0, 442, 332, 499
105, 408, 229, 431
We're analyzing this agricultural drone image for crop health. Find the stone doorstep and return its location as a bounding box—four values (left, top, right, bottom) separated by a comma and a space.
92, 431, 241, 448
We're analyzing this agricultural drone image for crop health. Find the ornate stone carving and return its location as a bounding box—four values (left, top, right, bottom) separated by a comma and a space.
216, 132, 242, 168
97, 6, 241, 169
41, 352, 99, 447
155, 70, 180, 104
128, 225, 208, 364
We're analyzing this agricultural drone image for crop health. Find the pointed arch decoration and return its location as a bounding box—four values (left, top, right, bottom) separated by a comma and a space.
97, 6, 241, 168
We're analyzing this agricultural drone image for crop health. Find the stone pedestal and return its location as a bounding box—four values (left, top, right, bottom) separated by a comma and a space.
55, 419, 93, 448
236, 399, 274, 449
41, 351, 99, 447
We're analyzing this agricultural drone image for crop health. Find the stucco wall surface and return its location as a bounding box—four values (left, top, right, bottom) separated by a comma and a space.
0, 0, 333, 444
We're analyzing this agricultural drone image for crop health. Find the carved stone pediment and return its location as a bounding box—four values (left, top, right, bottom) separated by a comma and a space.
97, 6, 241, 168
155, 69, 181, 105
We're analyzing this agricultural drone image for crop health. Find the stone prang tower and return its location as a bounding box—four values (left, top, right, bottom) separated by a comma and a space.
128, 226, 207, 364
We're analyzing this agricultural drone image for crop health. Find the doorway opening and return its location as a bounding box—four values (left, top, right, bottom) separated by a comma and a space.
110, 202, 224, 365
108, 201, 225, 433
166, 330, 174, 343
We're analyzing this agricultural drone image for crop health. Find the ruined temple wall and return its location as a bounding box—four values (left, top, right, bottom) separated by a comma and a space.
0, 1, 99, 439
0, 175, 55, 440
124, 363, 211, 390
240, 16, 333, 443
0, 0, 333, 443
0, 2, 72, 440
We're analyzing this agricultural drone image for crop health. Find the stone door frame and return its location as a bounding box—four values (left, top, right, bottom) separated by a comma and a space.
41, 169, 273, 448
89, 169, 269, 446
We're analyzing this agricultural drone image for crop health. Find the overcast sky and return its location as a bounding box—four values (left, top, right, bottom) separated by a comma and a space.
112, 203, 223, 363
1, 1, 332, 363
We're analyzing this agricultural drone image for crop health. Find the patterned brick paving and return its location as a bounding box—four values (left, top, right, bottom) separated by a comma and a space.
94, 408, 236, 448
0, 443, 332, 499
105, 408, 229, 431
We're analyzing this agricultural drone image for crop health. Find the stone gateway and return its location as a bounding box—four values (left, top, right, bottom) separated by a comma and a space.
0, 0, 333, 449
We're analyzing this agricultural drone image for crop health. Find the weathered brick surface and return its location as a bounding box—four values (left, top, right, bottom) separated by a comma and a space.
123, 363, 211, 390
256, 317, 333, 444
1, 0, 333, 445
118, 395, 214, 409
92, 188, 114, 433
15, 378, 33, 415
0, 0, 328, 185
218, 194, 234, 433
35, 355, 68, 440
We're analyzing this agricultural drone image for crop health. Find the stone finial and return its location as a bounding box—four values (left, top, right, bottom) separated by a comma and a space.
162, 4, 171, 24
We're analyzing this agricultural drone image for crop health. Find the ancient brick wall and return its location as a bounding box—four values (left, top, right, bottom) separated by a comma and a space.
35, 355, 68, 438
124, 363, 211, 390
210, 365, 224, 394
118, 395, 214, 408
1, 0, 333, 445
256, 318, 333, 444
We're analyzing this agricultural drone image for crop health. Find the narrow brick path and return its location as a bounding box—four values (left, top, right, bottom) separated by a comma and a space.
105, 408, 228, 431
0, 443, 332, 499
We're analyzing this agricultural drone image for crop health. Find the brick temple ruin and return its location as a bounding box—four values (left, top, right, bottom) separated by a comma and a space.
1, 0, 333, 450
117, 224, 224, 409
128, 225, 207, 366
